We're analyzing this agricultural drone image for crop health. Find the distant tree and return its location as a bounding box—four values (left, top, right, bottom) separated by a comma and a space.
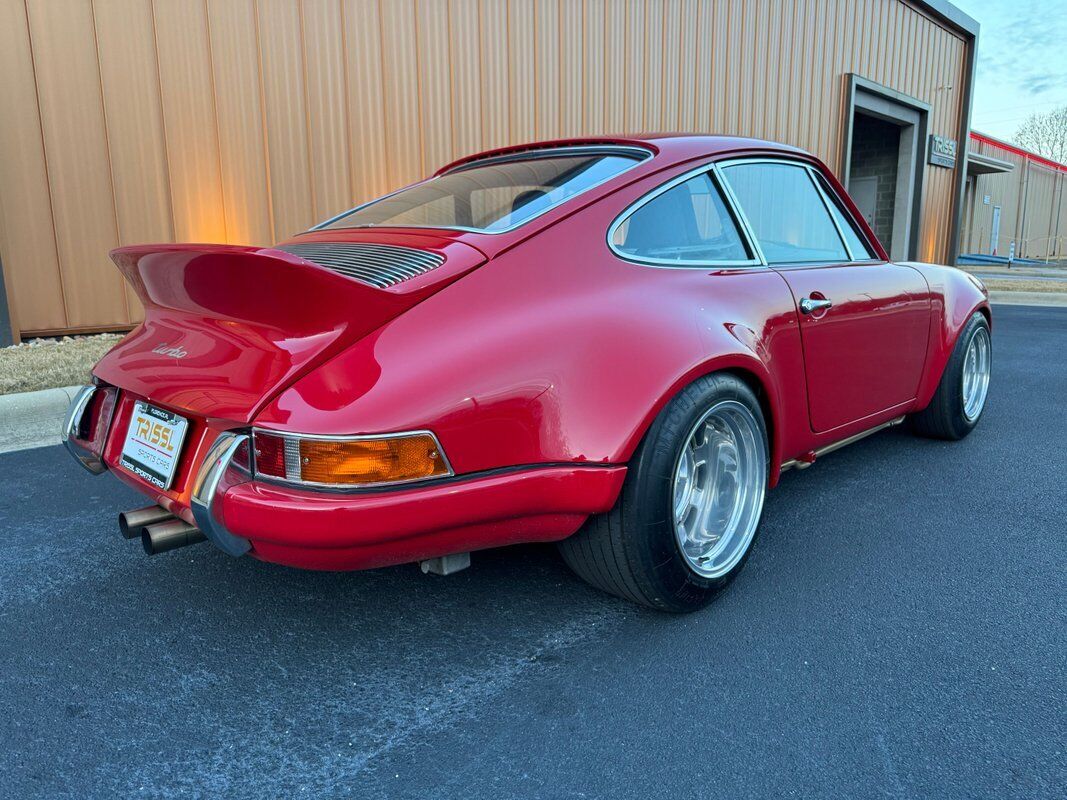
1013, 106, 1067, 163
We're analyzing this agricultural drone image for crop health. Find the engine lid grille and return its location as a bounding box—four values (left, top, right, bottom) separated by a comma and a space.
273, 242, 445, 289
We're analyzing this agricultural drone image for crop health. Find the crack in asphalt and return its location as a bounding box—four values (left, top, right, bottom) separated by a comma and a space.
97, 606, 627, 798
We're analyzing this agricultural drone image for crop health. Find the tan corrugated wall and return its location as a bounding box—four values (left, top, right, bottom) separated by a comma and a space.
962, 139, 1067, 259
1023, 165, 1060, 257
964, 142, 1024, 255
0, 0, 968, 338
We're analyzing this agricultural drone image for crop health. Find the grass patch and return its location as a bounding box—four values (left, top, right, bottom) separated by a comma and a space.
0, 334, 124, 395
979, 279, 1067, 294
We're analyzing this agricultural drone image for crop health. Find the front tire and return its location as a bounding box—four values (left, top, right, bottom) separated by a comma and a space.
559, 373, 769, 612
911, 311, 991, 440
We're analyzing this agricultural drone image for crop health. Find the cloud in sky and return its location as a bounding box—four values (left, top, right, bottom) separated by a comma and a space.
952, 0, 1067, 138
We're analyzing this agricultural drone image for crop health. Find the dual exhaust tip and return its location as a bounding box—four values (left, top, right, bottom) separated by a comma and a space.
119, 505, 206, 555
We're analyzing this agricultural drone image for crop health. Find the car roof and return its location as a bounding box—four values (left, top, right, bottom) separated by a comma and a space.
293, 134, 823, 257
434, 134, 812, 175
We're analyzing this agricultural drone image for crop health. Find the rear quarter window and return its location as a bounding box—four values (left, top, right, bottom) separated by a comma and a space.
610, 171, 752, 265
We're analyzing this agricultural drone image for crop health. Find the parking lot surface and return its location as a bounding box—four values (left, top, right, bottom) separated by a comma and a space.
1, 305, 1064, 799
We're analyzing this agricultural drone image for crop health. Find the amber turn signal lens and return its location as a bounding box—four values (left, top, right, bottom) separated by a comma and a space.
297, 434, 449, 486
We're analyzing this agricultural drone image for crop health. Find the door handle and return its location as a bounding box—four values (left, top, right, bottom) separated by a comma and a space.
799, 296, 833, 315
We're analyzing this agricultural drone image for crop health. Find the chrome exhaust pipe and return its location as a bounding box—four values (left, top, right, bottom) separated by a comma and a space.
141, 519, 207, 555
119, 505, 174, 540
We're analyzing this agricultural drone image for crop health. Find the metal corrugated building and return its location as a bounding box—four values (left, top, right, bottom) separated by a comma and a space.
961, 132, 1067, 261
0, 0, 978, 342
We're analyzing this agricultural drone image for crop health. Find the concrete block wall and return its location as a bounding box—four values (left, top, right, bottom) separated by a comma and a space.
849, 115, 901, 250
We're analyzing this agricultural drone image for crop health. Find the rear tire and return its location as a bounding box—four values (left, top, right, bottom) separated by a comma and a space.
559, 373, 769, 612
911, 311, 991, 440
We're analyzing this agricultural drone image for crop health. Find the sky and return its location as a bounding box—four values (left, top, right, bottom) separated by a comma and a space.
952, 0, 1067, 141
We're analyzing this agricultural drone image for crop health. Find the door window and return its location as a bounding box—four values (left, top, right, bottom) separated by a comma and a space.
721, 162, 849, 264
610, 171, 751, 264
813, 172, 875, 260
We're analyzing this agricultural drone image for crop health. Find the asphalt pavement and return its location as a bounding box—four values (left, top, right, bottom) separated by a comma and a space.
1, 304, 1064, 799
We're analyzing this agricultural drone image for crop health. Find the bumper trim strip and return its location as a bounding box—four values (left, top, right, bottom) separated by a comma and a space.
191, 431, 252, 557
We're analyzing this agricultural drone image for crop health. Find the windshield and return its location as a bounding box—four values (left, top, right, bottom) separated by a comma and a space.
318, 151, 643, 232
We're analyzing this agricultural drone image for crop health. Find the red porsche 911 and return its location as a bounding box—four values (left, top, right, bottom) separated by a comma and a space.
65, 135, 991, 612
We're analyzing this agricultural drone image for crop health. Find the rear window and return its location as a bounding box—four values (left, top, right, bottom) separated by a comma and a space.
319, 151, 643, 232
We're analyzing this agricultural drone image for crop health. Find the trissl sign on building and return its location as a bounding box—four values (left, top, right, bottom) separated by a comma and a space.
929, 135, 959, 168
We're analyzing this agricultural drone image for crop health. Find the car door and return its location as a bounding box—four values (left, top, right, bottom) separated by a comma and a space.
718, 158, 930, 433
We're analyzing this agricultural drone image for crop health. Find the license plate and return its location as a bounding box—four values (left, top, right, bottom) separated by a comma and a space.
119, 402, 189, 490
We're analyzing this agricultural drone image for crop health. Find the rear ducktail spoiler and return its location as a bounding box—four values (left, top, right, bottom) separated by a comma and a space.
94, 241, 480, 422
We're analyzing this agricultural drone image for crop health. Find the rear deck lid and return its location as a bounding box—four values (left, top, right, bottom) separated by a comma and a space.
94, 234, 484, 423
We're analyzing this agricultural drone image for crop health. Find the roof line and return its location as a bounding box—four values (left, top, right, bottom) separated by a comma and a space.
970, 130, 1067, 174
433, 137, 662, 176
913, 0, 979, 38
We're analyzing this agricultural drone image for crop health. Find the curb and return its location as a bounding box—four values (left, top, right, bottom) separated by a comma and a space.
0, 385, 80, 455
988, 291, 1067, 308
964, 266, 1067, 279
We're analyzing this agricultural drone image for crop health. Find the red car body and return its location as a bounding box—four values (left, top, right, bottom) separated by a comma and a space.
67, 135, 989, 572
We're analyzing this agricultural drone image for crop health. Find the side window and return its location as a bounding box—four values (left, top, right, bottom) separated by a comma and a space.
721, 162, 849, 264
611, 172, 751, 264
813, 173, 876, 260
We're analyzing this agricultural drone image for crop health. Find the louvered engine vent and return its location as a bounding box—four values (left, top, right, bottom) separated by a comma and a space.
273, 242, 445, 289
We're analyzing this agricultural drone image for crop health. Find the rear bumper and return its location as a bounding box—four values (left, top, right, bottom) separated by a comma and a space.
220, 464, 626, 570
65, 385, 627, 570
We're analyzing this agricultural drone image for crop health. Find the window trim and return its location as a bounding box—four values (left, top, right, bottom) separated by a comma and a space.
712, 162, 768, 266
309, 146, 652, 236
606, 162, 764, 269
716, 156, 883, 268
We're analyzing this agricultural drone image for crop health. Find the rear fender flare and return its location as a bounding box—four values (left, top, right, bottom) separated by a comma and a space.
619, 353, 784, 487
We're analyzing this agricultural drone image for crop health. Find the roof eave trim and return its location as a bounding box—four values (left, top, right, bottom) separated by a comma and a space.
966, 152, 1015, 175
914, 0, 979, 38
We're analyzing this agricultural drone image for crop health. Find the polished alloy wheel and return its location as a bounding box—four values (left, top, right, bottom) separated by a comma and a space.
961, 326, 991, 422
671, 400, 767, 579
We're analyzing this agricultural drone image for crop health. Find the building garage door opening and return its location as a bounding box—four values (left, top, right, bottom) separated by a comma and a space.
844, 78, 930, 262
849, 114, 902, 255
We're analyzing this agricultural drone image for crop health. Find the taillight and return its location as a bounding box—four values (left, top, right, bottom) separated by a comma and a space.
64, 384, 118, 475
251, 430, 451, 489
230, 437, 252, 473
83, 386, 117, 444
252, 431, 286, 477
